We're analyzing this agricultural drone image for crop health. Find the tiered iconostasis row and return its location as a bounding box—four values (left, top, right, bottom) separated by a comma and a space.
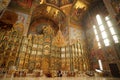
0, 26, 89, 73
0, 0, 90, 74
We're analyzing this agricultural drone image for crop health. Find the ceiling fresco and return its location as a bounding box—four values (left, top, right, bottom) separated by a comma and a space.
8, 0, 33, 14
31, 4, 66, 22
46, 0, 74, 7
29, 4, 66, 35
70, 0, 87, 25
2, 0, 103, 35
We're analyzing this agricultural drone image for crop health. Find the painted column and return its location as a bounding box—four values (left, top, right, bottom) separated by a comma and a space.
103, 0, 116, 18
23, 3, 35, 36
103, 0, 118, 25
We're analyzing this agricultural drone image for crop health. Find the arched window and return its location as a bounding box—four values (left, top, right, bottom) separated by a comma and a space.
93, 14, 119, 49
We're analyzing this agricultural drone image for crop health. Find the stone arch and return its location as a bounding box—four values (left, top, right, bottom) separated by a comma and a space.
28, 4, 66, 35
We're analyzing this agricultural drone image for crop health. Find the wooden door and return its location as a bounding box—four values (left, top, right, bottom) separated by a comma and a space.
109, 63, 120, 77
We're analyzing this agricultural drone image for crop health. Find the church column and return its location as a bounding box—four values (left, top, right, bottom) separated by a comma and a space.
69, 45, 72, 71
103, 0, 116, 18
71, 45, 74, 71
103, 0, 118, 25
23, 3, 35, 36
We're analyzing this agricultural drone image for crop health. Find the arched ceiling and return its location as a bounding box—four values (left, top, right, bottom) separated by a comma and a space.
5, 0, 102, 34
46, 0, 74, 7
7, 0, 102, 14
29, 0, 102, 34
29, 4, 66, 34
35, 0, 101, 8
31, 4, 66, 25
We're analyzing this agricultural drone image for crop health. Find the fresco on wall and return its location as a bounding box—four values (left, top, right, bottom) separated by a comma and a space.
86, 27, 119, 70
62, 26, 69, 44
90, 49, 98, 69
69, 27, 85, 45
85, 4, 120, 70
8, 0, 33, 14
14, 12, 29, 32
28, 23, 51, 35
86, 28, 104, 70
104, 47, 118, 61
71, 0, 86, 25
86, 28, 98, 51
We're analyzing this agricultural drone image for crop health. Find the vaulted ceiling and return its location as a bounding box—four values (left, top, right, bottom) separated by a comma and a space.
7, 0, 102, 20
0, 0, 103, 34
29, 0, 102, 33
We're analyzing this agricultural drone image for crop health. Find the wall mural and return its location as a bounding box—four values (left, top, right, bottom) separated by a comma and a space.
86, 27, 120, 70
90, 46, 120, 70
62, 26, 69, 44
14, 12, 29, 33
86, 28, 100, 70
86, 28, 98, 50
28, 23, 53, 35
8, 0, 33, 14
69, 27, 85, 45
71, 0, 86, 25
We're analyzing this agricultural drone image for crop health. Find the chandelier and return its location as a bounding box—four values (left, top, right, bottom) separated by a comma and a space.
52, 24, 67, 47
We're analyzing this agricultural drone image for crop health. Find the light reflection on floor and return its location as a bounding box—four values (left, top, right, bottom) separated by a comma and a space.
1, 77, 120, 80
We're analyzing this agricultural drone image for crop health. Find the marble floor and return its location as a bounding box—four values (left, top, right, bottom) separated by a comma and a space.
0, 77, 120, 80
